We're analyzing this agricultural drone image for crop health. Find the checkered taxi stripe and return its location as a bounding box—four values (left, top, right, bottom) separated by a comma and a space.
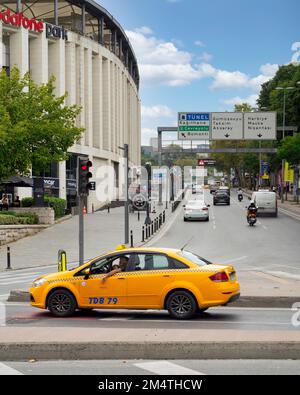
47, 268, 223, 284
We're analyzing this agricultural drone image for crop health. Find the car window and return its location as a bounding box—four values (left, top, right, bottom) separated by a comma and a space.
74, 255, 129, 276
178, 250, 212, 266
127, 253, 171, 271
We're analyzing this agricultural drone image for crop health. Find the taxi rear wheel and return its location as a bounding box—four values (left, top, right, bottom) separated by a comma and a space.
166, 291, 197, 320
48, 289, 76, 317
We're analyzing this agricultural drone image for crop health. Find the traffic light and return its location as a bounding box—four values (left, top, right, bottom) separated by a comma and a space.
78, 157, 93, 196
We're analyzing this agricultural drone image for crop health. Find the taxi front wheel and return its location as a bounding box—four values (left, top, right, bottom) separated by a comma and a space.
48, 289, 76, 317
166, 291, 197, 320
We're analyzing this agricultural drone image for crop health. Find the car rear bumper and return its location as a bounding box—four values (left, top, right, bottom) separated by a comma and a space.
184, 213, 209, 220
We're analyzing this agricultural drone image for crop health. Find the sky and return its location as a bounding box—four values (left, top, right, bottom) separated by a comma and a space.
97, 0, 300, 145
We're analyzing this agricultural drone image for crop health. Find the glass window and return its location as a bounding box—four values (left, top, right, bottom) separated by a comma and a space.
178, 251, 212, 267
128, 254, 170, 271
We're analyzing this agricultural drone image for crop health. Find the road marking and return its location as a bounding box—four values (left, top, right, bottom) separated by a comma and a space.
0, 363, 23, 375
134, 361, 205, 376
0, 272, 42, 279
0, 278, 37, 286
279, 207, 300, 221
264, 271, 300, 281
249, 271, 291, 284
219, 256, 248, 264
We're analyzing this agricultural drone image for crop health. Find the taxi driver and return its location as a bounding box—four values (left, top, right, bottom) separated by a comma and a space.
101, 256, 129, 283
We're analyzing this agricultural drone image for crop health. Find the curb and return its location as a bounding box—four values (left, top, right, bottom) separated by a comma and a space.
6, 289, 299, 308
0, 341, 300, 361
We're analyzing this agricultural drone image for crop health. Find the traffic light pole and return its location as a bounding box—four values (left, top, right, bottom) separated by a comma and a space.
79, 195, 84, 266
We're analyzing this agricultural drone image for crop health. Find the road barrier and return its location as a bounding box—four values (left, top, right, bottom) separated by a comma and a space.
141, 209, 167, 242
58, 250, 67, 272
6, 247, 11, 270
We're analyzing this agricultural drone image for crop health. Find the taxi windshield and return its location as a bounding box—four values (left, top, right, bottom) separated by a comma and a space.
178, 251, 212, 266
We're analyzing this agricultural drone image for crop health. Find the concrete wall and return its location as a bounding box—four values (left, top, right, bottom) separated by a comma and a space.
0, 225, 47, 246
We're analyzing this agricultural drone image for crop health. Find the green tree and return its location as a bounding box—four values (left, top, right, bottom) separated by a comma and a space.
0, 68, 83, 180
277, 134, 300, 165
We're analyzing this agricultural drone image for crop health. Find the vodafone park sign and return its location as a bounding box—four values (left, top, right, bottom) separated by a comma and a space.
0, 9, 68, 40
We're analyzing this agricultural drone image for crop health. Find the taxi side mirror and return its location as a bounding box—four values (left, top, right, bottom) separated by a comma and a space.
83, 267, 91, 280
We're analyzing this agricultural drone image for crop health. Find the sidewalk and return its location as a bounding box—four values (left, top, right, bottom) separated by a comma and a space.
0, 327, 300, 360
0, 204, 172, 272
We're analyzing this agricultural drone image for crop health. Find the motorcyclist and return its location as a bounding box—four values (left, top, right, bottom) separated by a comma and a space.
247, 202, 257, 219
237, 188, 243, 200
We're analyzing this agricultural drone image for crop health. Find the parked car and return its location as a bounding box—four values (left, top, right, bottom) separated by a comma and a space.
213, 191, 230, 205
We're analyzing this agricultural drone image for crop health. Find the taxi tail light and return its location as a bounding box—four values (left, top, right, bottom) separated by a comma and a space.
202, 207, 209, 211
209, 272, 229, 282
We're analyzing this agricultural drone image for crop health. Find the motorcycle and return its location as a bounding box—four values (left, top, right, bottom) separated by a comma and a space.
247, 213, 257, 226
238, 193, 243, 202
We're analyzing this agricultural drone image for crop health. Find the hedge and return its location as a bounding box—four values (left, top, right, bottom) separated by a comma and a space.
0, 214, 38, 225
21, 196, 67, 219
44, 197, 66, 219
21, 197, 34, 207
0, 211, 38, 224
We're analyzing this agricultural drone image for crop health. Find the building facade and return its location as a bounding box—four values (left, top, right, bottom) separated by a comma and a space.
0, 0, 141, 211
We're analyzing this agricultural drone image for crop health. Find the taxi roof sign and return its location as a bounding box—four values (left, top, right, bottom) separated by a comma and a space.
115, 244, 126, 251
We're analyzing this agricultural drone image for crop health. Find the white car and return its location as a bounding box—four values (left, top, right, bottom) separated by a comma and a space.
250, 191, 277, 217
183, 200, 210, 222
192, 185, 204, 195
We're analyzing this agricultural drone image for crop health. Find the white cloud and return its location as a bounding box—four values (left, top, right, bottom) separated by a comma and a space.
141, 105, 173, 119
223, 94, 259, 108
259, 63, 279, 76
134, 26, 153, 35
126, 28, 278, 91
210, 63, 278, 91
195, 40, 205, 47
199, 51, 213, 62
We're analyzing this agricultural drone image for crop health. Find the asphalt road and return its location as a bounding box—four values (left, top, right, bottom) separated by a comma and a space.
2, 303, 298, 331
151, 189, 300, 280
1, 359, 300, 375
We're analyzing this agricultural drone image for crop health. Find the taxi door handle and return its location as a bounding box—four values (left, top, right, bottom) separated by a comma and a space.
163, 275, 171, 278
118, 277, 126, 280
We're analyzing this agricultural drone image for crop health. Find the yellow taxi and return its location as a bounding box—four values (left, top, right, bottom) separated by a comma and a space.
30, 247, 240, 320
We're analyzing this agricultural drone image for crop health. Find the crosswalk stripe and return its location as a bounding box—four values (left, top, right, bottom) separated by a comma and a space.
134, 361, 205, 376
0, 272, 41, 279
0, 279, 36, 286
0, 363, 23, 375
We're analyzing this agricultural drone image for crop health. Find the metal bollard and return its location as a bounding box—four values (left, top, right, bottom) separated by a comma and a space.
159, 213, 162, 227
147, 224, 151, 239
6, 247, 11, 270
138, 211, 140, 221
108, 204, 110, 213
142, 226, 145, 242
151, 221, 154, 236
163, 210, 166, 223
130, 231, 134, 248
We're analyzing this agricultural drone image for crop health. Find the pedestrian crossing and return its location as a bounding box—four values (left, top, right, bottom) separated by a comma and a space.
0, 271, 42, 285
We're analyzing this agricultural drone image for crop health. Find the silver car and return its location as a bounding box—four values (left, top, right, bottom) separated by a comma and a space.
183, 200, 210, 222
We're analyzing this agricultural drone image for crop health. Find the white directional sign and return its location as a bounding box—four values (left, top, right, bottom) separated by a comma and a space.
178, 113, 210, 140
211, 112, 243, 140
244, 112, 277, 140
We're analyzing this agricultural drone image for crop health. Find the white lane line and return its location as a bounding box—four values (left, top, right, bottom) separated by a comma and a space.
264, 271, 300, 281
0, 278, 36, 286
0, 272, 42, 279
134, 361, 205, 376
0, 363, 23, 375
218, 256, 248, 264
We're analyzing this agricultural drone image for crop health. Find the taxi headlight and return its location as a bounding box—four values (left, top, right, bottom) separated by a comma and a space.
32, 278, 46, 288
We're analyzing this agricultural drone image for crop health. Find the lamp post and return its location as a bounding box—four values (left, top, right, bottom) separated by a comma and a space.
144, 162, 152, 226
275, 86, 296, 203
